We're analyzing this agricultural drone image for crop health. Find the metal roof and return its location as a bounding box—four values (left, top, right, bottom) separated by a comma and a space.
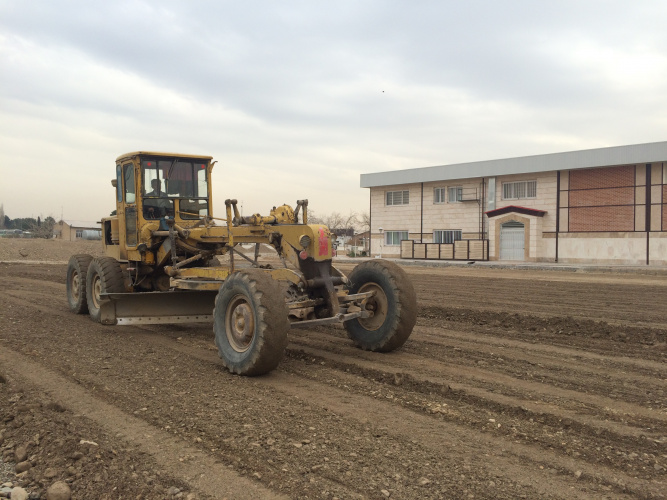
360, 141, 667, 188
116, 151, 213, 162
58, 220, 100, 228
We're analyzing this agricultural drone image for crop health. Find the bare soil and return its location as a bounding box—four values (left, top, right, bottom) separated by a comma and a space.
0, 240, 665, 499
0, 238, 102, 263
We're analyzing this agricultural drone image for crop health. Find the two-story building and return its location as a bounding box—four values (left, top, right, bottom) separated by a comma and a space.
361, 141, 667, 265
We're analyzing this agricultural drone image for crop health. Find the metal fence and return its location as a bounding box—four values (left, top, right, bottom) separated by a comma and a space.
400, 239, 489, 261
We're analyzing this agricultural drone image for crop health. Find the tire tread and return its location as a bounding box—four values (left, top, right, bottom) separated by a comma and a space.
214, 269, 289, 376
66, 254, 94, 314
86, 256, 126, 322
345, 259, 417, 352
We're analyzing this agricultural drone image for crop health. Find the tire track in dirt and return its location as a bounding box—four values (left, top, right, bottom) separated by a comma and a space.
99, 329, 659, 499
413, 324, 666, 374
0, 347, 287, 500
283, 336, 667, 471
408, 272, 667, 328
0, 304, 648, 498
57, 313, 664, 499
1, 264, 666, 499
289, 329, 667, 424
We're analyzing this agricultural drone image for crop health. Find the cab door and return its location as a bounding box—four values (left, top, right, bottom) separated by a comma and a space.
122, 162, 138, 249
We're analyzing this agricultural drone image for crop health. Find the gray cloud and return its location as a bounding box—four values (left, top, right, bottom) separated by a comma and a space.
1, 0, 667, 221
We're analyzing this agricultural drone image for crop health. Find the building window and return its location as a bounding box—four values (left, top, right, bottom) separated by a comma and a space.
502, 180, 537, 200
448, 186, 463, 203
386, 190, 409, 206
75, 230, 83, 239
433, 230, 462, 244
434, 187, 445, 204
384, 231, 409, 246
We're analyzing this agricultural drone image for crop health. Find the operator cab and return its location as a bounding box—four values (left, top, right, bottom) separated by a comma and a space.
140, 156, 210, 221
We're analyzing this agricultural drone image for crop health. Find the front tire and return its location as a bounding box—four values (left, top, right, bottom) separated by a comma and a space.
66, 254, 93, 314
344, 260, 417, 352
214, 269, 289, 376
86, 257, 126, 322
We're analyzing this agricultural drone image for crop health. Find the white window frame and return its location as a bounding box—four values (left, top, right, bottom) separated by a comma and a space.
385, 190, 409, 206
433, 187, 445, 204
433, 230, 462, 244
75, 229, 83, 239
384, 230, 409, 246
502, 180, 537, 200
448, 186, 463, 203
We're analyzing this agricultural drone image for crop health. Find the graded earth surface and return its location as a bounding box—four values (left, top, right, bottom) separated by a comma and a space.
0, 239, 665, 499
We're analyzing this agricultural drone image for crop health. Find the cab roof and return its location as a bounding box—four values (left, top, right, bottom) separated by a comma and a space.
116, 151, 214, 163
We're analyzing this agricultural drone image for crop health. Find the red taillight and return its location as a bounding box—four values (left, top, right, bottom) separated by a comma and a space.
299, 250, 308, 260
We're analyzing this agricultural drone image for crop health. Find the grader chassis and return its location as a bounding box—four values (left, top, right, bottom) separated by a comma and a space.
66, 151, 417, 375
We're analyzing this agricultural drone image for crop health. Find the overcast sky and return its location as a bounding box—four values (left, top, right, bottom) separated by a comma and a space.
2, 0, 667, 223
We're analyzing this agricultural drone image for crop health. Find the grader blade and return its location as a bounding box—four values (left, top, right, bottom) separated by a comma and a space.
99, 291, 218, 326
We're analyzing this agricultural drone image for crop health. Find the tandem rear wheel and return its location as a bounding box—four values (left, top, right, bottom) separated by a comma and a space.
66, 254, 93, 314
85, 257, 125, 322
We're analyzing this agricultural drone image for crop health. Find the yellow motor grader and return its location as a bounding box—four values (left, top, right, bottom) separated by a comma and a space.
66, 151, 416, 375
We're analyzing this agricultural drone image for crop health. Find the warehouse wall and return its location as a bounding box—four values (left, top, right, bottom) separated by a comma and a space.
368, 161, 667, 264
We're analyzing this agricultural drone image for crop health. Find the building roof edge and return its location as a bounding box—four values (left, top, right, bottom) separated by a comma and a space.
360, 140, 667, 188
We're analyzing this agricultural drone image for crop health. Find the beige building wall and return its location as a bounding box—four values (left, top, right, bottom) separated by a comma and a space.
368, 164, 666, 264
492, 171, 558, 232
53, 222, 78, 241
557, 233, 649, 265
422, 179, 485, 238
649, 233, 667, 266
370, 184, 421, 257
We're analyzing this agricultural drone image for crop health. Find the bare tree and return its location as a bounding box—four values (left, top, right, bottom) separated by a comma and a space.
359, 211, 370, 232
323, 212, 346, 232
0, 204, 4, 228
309, 210, 360, 235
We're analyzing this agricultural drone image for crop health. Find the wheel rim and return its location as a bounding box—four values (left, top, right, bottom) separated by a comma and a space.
70, 270, 80, 301
358, 282, 388, 331
226, 295, 255, 352
91, 273, 102, 310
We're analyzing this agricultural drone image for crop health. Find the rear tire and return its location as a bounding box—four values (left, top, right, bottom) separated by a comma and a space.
344, 259, 417, 352
86, 257, 125, 322
66, 254, 93, 314
214, 269, 289, 376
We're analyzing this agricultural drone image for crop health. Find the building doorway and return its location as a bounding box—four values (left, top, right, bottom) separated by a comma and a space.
500, 221, 525, 260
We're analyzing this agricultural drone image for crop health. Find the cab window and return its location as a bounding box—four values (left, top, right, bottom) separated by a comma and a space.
116, 165, 123, 203
123, 164, 135, 203
141, 158, 208, 219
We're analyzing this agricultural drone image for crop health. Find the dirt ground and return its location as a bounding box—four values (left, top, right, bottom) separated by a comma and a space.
0, 240, 665, 499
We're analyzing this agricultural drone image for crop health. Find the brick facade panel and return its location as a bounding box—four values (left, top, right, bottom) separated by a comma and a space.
568, 187, 634, 207
569, 206, 635, 232
569, 165, 635, 190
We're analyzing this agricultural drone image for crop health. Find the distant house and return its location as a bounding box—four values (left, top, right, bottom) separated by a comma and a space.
350, 230, 370, 252
53, 220, 101, 241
